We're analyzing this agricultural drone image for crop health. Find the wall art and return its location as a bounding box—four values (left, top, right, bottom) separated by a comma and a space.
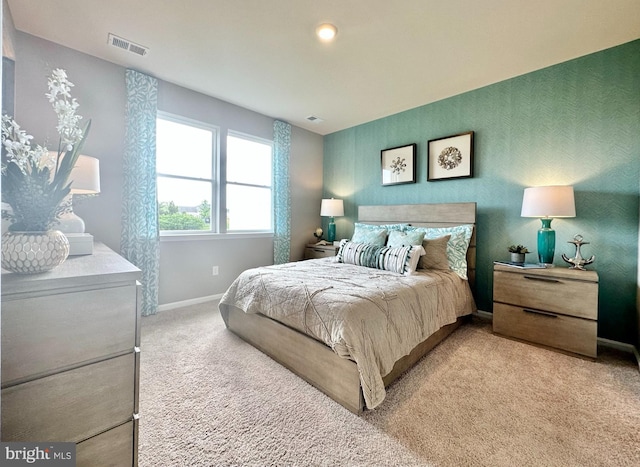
381, 143, 416, 186
427, 131, 474, 181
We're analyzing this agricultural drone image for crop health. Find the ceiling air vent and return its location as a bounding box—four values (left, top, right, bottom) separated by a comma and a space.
108, 33, 149, 57
306, 115, 324, 123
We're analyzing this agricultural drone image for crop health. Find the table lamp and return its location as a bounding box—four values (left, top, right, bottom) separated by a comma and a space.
320, 198, 344, 243
57, 154, 101, 255
521, 185, 575, 265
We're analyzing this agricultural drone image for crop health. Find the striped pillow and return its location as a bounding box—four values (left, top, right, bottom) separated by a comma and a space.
337, 240, 424, 275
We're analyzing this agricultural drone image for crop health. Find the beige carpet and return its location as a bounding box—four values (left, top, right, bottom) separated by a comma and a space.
139, 301, 640, 466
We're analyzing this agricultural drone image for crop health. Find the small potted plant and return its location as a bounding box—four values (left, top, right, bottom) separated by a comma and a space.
508, 244, 529, 263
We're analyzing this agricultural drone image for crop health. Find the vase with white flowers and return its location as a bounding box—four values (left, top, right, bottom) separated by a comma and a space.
1, 68, 91, 274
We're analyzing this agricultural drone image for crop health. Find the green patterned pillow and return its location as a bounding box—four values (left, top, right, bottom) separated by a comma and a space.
337, 240, 424, 275
351, 223, 407, 246
405, 225, 473, 279
387, 229, 426, 248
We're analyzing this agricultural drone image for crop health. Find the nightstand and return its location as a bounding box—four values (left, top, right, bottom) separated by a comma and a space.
492, 263, 598, 358
304, 243, 339, 259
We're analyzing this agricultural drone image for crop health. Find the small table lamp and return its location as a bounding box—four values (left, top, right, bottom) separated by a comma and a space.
320, 198, 344, 243
521, 185, 575, 265
57, 154, 101, 255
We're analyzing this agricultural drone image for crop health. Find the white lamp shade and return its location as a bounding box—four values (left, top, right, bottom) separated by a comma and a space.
49, 152, 101, 194
320, 198, 344, 217
521, 186, 575, 218
70, 155, 101, 194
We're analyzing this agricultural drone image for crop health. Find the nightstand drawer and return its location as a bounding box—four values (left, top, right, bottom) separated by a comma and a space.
304, 245, 338, 259
493, 303, 597, 357
493, 270, 597, 320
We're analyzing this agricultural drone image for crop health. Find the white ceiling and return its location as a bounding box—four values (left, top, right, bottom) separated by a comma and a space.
7, 0, 640, 135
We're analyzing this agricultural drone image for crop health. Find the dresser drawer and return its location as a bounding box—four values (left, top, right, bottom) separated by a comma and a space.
2, 284, 137, 384
1, 353, 136, 442
77, 419, 137, 467
493, 270, 597, 320
493, 302, 597, 357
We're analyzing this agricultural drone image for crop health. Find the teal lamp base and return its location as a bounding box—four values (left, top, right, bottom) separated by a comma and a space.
327, 217, 336, 243
537, 218, 556, 264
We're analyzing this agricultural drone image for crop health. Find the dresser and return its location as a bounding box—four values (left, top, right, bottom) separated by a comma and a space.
1, 243, 141, 466
492, 263, 598, 358
304, 243, 339, 259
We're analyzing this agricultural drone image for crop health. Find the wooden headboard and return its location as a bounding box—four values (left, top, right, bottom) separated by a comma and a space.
357, 202, 477, 289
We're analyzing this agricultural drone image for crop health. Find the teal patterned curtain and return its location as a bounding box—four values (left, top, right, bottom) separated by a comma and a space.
273, 120, 291, 264
121, 69, 159, 316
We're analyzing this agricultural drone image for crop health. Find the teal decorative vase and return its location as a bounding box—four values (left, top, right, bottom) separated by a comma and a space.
327, 218, 336, 243
537, 218, 555, 264
1, 230, 70, 274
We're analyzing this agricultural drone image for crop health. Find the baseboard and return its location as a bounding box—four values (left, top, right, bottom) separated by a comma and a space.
158, 294, 223, 312
474, 309, 492, 321
597, 337, 636, 354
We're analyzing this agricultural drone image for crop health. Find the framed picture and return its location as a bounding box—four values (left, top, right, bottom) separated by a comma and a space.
427, 131, 474, 181
381, 143, 416, 186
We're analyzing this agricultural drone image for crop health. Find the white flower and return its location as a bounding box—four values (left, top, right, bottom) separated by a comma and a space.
1, 68, 90, 232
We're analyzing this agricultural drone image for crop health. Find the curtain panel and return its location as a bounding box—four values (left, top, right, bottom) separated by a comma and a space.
121, 69, 160, 316
273, 120, 291, 264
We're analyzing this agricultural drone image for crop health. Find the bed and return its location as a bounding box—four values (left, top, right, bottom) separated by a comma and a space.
219, 202, 477, 413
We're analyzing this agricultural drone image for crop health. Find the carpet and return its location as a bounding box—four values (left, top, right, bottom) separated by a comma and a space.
139, 301, 640, 466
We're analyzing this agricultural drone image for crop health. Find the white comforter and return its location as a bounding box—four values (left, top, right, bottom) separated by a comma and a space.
218, 257, 476, 409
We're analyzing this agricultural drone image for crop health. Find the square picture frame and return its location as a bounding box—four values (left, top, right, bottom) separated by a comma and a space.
381, 143, 416, 186
427, 131, 474, 181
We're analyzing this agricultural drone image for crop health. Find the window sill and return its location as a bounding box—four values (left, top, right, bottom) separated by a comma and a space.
160, 232, 274, 242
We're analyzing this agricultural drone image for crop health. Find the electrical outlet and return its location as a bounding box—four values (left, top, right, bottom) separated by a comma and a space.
212, 266, 219, 276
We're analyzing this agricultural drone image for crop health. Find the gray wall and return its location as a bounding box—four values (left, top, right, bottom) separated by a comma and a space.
13, 32, 323, 306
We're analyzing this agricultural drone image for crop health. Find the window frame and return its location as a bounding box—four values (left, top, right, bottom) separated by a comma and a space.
225, 130, 274, 233
156, 111, 220, 237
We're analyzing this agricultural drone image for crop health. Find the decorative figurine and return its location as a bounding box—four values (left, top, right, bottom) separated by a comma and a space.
562, 234, 595, 270
313, 227, 324, 241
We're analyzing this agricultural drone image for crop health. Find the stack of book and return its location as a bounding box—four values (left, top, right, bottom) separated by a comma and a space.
493, 261, 549, 269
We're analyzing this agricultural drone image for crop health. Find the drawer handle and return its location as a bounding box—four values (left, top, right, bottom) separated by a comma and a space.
523, 308, 558, 318
524, 275, 560, 283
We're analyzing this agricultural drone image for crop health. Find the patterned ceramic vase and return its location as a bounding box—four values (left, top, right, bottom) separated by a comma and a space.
1, 230, 70, 274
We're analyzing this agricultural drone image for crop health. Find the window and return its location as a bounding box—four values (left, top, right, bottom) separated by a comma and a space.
156, 114, 218, 233
226, 132, 273, 231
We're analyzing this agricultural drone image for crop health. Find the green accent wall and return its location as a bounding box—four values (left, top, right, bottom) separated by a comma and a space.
323, 39, 640, 345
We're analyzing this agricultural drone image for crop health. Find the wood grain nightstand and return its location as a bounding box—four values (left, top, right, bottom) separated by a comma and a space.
304, 243, 339, 259
492, 263, 599, 358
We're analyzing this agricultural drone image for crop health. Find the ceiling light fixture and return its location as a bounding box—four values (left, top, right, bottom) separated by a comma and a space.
316, 23, 338, 42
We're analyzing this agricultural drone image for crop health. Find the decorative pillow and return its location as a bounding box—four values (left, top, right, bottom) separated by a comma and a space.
418, 235, 451, 270
405, 225, 473, 279
351, 223, 407, 246
337, 240, 425, 275
351, 227, 388, 246
387, 229, 426, 248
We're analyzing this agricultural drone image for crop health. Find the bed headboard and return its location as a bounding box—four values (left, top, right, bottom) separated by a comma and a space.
358, 202, 477, 290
